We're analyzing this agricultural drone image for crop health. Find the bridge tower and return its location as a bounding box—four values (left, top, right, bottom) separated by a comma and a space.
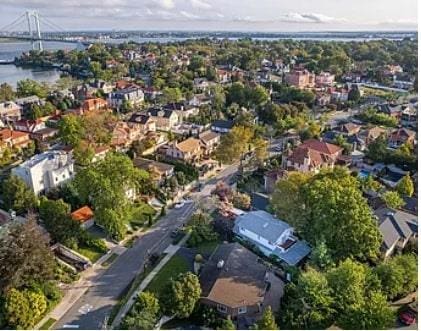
25, 10, 43, 51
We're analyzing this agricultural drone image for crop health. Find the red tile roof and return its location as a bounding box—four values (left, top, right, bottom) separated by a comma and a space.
71, 206, 94, 223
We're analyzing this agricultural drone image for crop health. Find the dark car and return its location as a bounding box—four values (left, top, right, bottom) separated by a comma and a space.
399, 302, 418, 326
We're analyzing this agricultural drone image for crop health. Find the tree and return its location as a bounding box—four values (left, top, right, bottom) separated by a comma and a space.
309, 241, 333, 270
0, 83, 14, 101
163, 87, 182, 105
279, 269, 334, 329
218, 316, 236, 330
215, 126, 254, 164
16, 79, 48, 98
338, 291, 394, 330
270, 172, 311, 231
232, 192, 251, 210
39, 198, 82, 248
1, 175, 38, 215
0, 217, 55, 293
161, 272, 201, 318
381, 190, 405, 209
122, 292, 160, 330
257, 306, 278, 330
73, 153, 150, 239
396, 174, 414, 197
348, 85, 361, 102
299, 168, 381, 262
73, 141, 95, 166
58, 114, 84, 147
4, 288, 47, 329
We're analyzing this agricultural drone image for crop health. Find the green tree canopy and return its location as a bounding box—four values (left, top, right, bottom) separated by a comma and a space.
257, 306, 278, 330
381, 190, 405, 209
396, 174, 414, 197
0, 218, 55, 293
122, 291, 160, 330
161, 272, 201, 318
2, 175, 38, 215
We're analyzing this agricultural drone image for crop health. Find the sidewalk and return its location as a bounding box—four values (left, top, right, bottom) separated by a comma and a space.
110, 233, 190, 329
35, 244, 127, 329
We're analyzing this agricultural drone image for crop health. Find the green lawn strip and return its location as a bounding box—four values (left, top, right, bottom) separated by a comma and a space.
129, 202, 156, 227
145, 254, 190, 296
101, 253, 119, 267
76, 246, 104, 263
108, 254, 165, 326
39, 317, 57, 330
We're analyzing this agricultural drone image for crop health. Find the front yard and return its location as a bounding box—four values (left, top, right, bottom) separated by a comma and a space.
76, 246, 105, 263
145, 254, 190, 296
129, 202, 157, 229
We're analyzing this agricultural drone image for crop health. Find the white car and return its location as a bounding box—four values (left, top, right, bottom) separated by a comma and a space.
175, 202, 185, 209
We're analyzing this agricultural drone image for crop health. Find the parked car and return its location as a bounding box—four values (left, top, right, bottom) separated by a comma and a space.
399, 302, 418, 326
175, 201, 185, 209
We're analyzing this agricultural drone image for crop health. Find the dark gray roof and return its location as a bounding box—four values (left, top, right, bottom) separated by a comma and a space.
273, 240, 311, 265
199, 242, 267, 299
128, 113, 151, 124
234, 210, 291, 243
211, 120, 234, 129
402, 197, 418, 215
148, 107, 174, 118
375, 207, 418, 249
251, 192, 269, 211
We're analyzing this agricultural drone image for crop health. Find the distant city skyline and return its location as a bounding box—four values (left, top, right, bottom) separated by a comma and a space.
1, 0, 418, 31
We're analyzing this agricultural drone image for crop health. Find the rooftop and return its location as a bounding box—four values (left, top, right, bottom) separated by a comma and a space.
71, 206, 94, 223
200, 243, 267, 308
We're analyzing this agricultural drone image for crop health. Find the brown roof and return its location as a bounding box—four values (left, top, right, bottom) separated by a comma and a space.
176, 137, 201, 153
199, 130, 220, 143
342, 123, 361, 134
200, 243, 267, 308
71, 206, 94, 223
0, 128, 29, 141
300, 139, 342, 155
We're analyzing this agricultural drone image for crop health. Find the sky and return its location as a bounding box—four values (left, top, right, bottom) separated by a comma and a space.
0, 0, 418, 31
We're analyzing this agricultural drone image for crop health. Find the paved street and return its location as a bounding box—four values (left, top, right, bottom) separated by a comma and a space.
55, 164, 238, 330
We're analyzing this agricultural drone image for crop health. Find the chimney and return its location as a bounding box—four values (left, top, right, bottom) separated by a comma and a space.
217, 260, 225, 269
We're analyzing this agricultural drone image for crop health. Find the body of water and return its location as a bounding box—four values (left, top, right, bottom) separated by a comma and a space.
0, 41, 77, 87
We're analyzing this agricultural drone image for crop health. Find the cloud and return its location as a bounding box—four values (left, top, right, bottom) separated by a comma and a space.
278, 12, 347, 24
189, 0, 211, 10
179, 10, 201, 19
151, 0, 175, 10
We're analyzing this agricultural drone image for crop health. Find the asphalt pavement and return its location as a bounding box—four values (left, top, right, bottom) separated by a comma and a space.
55, 164, 238, 330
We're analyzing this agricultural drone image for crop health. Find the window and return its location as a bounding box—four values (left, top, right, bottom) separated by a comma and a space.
217, 304, 227, 313
238, 307, 247, 314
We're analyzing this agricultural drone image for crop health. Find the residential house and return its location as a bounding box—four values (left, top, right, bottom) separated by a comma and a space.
211, 120, 234, 134
30, 127, 58, 143
339, 123, 361, 136
284, 139, 343, 173
128, 113, 157, 132
374, 207, 417, 257
193, 78, 211, 91
315, 72, 335, 87
147, 108, 178, 131
92, 145, 110, 163
89, 79, 113, 94
12, 151, 74, 195
199, 130, 220, 156
200, 243, 283, 325
81, 98, 108, 112
71, 206, 95, 229
216, 68, 232, 84
189, 94, 211, 107
358, 126, 386, 145
108, 87, 144, 110
133, 157, 174, 184
13, 119, 46, 134
376, 103, 402, 119
285, 69, 315, 89
15, 96, 43, 117
143, 87, 162, 101
0, 101, 21, 122
111, 121, 143, 150
400, 107, 417, 128
233, 210, 311, 265
263, 169, 287, 193
329, 88, 349, 103
0, 128, 31, 150
388, 128, 416, 148
316, 93, 331, 106
165, 137, 202, 162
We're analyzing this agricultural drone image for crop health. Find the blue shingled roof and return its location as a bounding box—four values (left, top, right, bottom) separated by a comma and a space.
273, 240, 311, 265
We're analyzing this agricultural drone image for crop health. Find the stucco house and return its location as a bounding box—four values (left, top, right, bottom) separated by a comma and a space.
165, 137, 202, 162
71, 206, 95, 229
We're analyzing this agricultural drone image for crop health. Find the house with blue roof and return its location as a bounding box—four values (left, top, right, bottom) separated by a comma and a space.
233, 210, 311, 266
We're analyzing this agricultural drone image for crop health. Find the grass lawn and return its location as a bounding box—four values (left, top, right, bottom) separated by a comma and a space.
101, 253, 118, 267
39, 318, 56, 330
129, 203, 157, 228
76, 246, 105, 263
146, 254, 190, 296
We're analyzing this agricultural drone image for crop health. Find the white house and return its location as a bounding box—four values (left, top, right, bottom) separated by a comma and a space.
108, 87, 144, 110
233, 210, 311, 265
12, 151, 74, 195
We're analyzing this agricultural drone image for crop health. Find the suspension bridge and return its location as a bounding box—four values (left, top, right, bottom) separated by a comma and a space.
0, 10, 91, 52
